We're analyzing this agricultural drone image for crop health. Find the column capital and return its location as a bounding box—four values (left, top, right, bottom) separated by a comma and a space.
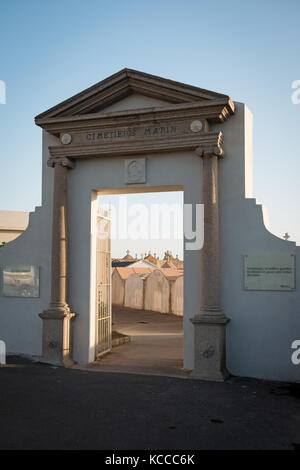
196, 147, 224, 159
47, 157, 75, 169
195, 131, 224, 158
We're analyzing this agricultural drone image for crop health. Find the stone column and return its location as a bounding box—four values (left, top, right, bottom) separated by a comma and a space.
39, 157, 76, 367
191, 147, 230, 381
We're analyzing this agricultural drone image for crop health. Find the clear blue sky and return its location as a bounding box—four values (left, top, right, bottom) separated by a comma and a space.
0, 0, 299, 252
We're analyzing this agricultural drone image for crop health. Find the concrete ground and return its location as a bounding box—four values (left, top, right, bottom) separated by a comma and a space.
81, 306, 185, 377
0, 355, 300, 450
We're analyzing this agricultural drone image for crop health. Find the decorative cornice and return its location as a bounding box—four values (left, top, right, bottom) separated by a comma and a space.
36, 98, 234, 135
48, 132, 223, 160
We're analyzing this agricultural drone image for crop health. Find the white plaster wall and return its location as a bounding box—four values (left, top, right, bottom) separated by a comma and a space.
215, 103, 300, 382
0, 131, 55, 357
124, 274, 144, 310
144, 270, 170, 314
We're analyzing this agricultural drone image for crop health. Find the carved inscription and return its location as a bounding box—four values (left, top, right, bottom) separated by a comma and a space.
86, 125, 177, 142
59, 119, 207, 151
244, 253, 295, 291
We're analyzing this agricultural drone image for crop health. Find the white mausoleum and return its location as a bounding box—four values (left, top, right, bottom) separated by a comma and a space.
0, 69, 299, 382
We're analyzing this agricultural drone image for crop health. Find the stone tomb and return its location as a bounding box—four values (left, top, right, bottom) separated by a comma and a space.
144, 270, 170, 314
0, 69, 299, 382
124, 273, 145, 310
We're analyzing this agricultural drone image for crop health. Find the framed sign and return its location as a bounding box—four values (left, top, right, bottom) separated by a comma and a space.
244, 253, 295, 291
2, 265, 40, 298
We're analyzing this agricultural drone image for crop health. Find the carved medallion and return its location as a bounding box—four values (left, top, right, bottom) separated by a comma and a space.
202, 343, 215, 358
125, 158, 146, 184
190, 120, 203, 133
61, 133, 72, 145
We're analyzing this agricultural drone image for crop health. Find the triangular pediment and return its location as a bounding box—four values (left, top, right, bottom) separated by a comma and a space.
99, 93, 171, 113
35, 68, 230, 122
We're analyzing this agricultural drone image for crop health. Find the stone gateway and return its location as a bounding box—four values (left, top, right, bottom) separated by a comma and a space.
0, 69, 299, 382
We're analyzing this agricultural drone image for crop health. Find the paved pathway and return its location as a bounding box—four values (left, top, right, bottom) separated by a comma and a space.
0, 356, 299, 449
80, 306, 185, 377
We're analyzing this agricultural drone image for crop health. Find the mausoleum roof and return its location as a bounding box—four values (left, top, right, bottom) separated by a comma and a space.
35, 68, 234, 128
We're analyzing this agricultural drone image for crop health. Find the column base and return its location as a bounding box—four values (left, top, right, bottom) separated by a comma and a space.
190, 311, 230, 382
39, 306, 76, 367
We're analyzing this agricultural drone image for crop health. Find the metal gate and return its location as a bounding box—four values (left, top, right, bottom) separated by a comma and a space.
95, 207, 112, 357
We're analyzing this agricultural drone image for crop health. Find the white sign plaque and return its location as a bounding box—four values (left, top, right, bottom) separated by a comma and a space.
2, 265, 40, 297
244, 253, 295, 291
